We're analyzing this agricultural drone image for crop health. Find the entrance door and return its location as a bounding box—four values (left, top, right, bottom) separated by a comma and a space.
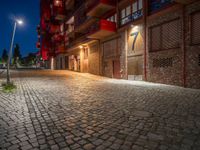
65, 56, 69, 69
60, 57, 63, 69
113, 60, 121, 79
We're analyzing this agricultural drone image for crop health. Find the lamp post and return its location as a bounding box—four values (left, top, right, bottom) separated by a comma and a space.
7, 19, 23, 84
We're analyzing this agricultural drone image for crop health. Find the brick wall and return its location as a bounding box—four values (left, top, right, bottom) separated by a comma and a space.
119, 31, 127, 79
185, 2, 200, 89
147, 8, 184, 86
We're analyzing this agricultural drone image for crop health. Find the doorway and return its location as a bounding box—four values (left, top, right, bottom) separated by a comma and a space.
113, 60, 121, 79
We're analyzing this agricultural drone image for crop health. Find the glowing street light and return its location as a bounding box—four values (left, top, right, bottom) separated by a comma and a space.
17, 19, 23, 25
6, 18, 24, 84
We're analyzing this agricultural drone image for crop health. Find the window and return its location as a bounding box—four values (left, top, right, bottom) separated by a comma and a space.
107, 13, 117, 23
153, 57, 173, 68
191, 12, 200, 45
132, 2, 137, 13
138, 0, 143, 10
150, 19, 181, 52
120, 6, 132, 25
120, 0, 143, 26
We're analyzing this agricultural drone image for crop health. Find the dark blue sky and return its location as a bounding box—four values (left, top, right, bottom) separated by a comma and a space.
0, 0, 40, 57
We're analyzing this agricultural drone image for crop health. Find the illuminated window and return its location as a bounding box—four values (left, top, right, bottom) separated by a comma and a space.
120, 0, 143, 26
107, 13, 117, 23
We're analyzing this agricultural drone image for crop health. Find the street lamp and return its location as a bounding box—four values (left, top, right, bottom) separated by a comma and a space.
6, 19, 23, 84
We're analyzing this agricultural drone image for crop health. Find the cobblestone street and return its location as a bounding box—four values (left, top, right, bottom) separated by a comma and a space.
0, 70, 200, 150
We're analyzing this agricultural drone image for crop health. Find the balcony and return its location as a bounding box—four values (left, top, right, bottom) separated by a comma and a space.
42, 52, 48, 60
65, 0, 74, 10
52, 33, 64, 43
87, 0, 116, 17
174, 0, 196, 4
48, 51, 56, 57
87, 19, 116, 39
149, 0, 175, 14
120, 9, 143, 26
49, 24, 60, 34
55, 44, 65, 54
52, 6, 66, 20
75, 17, 97, 33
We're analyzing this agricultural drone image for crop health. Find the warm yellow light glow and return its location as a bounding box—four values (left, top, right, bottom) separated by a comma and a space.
131, 25, 139, 33
51, 57, 54, 70
79, 45, 83, 49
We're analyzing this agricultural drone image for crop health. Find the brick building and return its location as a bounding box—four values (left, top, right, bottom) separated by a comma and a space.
38, 0, 200, 89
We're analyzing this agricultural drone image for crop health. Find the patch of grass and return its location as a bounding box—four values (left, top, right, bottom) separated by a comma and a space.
2, 82, 17, 93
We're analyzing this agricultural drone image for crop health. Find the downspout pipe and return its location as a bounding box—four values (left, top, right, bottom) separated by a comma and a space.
143, 0, 147, 81
182, 5, 186, 87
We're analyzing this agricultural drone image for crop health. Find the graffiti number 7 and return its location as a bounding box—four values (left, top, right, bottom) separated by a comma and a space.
130, 32, 139, 51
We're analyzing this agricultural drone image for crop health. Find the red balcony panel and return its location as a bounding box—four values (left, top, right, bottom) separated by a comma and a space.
87, 19, 116, 39
52, 6, 66, 20
41, 50, 48, 61
41, 18, 47, 31
87, 0, 116, 17
43, 12, 51, 21
52, 33, 64, 43
49, 24, 60, 33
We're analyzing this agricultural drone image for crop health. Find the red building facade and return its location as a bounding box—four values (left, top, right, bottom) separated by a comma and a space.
38, 0, 200, 89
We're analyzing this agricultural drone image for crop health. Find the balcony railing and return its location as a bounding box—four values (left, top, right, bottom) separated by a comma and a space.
52, 32, 65, 43
55, 44, 65, 53
74, 4, 97, 33
88, 19, 116, 39
87, 0, 116, 17
149, 0, 175, 14
174, 0, 194, 4
52, 6, 66, 20
48, 51, 56, 57
49, 24, 60, 34
120, 9, 143, 26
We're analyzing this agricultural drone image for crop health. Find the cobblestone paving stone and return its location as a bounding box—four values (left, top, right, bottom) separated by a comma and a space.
0, 70, 200, 150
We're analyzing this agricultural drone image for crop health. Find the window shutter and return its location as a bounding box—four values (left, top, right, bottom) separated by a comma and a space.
151, 26, 161, 51
192, 12, 200, 45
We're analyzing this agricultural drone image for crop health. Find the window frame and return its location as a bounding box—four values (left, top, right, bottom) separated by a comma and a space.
190, 11, 200, 46
149, 18, 181, 52
120, 0, 143, 26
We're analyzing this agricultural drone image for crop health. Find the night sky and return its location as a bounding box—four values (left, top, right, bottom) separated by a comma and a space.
0, 0, 40, 57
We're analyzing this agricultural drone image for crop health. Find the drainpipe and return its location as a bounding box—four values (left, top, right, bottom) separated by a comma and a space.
98, 39, 101, 76
143, 0, 147, 81
182, 5, 186, 87
125, 29, 128, 80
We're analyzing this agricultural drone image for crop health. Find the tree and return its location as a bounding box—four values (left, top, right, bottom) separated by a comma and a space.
2, 49, 8, 63
13, 44, 21, 65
